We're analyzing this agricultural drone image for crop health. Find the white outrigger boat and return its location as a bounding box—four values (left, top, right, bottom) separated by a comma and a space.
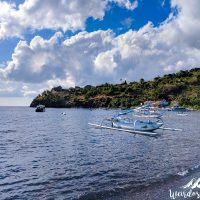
88, 122, 160, 137
133, 104, 166, 118
88, 108, 182, 137
112, 117, 163, 132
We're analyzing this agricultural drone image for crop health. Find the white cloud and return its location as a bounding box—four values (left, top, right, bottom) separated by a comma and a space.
1, 30, 115, 86
47, 74, 76, 89
0, 0, 138, 39
21, 85, 38, 96
94, 49, 118, 74
0, 86, 14, 93
0, 0, 200, 99
110, 0, 138, 10
0, 79, 21, 97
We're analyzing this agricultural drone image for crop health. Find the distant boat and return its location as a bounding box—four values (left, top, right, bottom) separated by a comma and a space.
35, 105, 45, 112
171, 106, 187, 112
133, 104, 165, 118
158, 100, 169, 107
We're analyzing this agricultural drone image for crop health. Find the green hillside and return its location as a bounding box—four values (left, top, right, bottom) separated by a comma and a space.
30, 68, 200, 109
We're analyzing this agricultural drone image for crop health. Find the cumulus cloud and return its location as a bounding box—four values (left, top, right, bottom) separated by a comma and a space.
0, 0, 138, 38
2, 34, 66, 82
0, 78, 45, 98
92, 0, 200, 79
1, 30, 115, 85
0, 0, 200, 98
47, 74, 76, 89
94, 49, 118, 74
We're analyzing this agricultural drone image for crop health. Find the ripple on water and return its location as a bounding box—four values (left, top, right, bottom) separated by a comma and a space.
0, 130, 17, 133
0, 107, 199, 200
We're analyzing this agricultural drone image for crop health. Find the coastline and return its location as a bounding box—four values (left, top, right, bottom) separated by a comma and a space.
30, 69, 200, 110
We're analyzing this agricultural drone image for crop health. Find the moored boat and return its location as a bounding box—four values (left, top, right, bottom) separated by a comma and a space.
133, 104, 165, 118
171, 106, 187, 112
112, 117, 163, 131
35, 105, 45, 112
88, 106, 183, 136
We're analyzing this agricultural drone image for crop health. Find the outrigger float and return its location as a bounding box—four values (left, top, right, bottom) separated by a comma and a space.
88, 122, 159, 137
88, 107, 183, 137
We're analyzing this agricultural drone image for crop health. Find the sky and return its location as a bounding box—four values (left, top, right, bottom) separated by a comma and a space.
0, 0, 200, 106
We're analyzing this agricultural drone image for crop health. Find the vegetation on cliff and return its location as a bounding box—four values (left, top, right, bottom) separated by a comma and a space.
30, 68, 200, 109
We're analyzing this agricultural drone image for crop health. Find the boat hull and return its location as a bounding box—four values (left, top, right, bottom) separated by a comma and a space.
112, 120, 162, 131
35, 108, 45, 112
172, 107, 187, 112
35, 105, 45, 112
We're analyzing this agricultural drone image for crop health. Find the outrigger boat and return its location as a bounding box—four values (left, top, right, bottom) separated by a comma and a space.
133, 105, 165, 118
88, 122, 159, 137
112, 117, 163, 131
89, 108, 182, 137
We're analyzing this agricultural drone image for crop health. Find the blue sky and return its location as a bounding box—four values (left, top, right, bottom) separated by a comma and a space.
0, 0, 199, 105
86, 0, 171, 33
0, 0, 171, 64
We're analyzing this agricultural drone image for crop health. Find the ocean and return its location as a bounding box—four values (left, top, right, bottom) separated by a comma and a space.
0, 107, 199, 200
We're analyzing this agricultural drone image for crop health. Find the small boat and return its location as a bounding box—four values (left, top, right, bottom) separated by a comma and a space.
133, 105, 165, 118
133, 109, 163, 118
35, 105, 45, 112
171, 106, 187, 112
112, 117, 163, 131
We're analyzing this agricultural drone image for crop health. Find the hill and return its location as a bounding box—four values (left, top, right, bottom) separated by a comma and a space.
30, 68, 200, 109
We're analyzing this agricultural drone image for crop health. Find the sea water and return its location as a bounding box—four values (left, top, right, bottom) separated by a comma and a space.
0, 107, 199, 200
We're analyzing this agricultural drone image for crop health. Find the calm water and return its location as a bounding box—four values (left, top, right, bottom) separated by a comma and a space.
0, 107, 199, 200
